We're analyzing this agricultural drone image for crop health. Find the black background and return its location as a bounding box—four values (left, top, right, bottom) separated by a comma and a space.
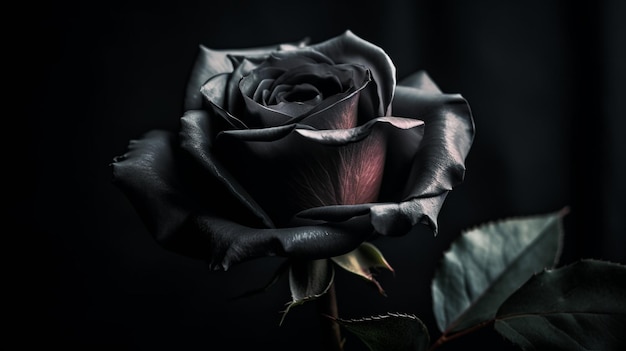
20, 0, 625, 350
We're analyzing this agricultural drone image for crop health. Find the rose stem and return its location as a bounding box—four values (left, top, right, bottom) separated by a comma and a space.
317, 281, 343, 351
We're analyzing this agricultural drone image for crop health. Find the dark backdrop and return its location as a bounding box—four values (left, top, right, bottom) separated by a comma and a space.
20, 0, 625, 350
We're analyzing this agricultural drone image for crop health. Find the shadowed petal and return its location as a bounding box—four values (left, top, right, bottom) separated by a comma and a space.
200, 74, 248, 129
197, 214, 374, 270
372, 85, 474, 235
216, 116, 423, 225
185, 39, 309, 110
312, 30, 396, 117
399, 70, 442, 93
179, 110, 274, 228
185, 45, 235, 111
111, 130, 207, 257
111, 130, 377, 268
295, 81, 474, 236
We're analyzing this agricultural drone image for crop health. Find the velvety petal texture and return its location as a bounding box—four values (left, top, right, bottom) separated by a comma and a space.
112, 31, 475, 270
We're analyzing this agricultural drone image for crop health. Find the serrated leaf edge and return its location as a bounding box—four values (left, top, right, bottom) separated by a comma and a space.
434, 207, 568, 333
334, 312, 419, 324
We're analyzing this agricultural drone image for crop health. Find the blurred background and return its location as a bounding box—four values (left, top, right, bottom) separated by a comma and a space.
20, 0, 625, 350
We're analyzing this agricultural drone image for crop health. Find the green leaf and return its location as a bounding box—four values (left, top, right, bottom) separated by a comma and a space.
331, 242, 394, 296
432, 209, 567, 334
494, 259, 626, 350
335, 312, 430, 351
280, 258, 334, 325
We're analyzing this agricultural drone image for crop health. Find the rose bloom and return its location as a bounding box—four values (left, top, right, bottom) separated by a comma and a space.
112, 31, 474, 271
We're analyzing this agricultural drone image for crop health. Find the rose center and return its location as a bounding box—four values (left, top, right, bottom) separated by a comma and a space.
282, 89, 318, 103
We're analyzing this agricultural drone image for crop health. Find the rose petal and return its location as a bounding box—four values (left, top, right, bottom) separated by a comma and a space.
185, 38, 309, 110
238, 66, 295, 126
295, 116, 423, 145
295, 81, 475, 236
179, 110, 274, 228
295, 198, 446, 237
215, 116, 422, 225
200, 73, 229, 108
111, 130, 374, 268
294, 65, 372, 129
111, 130, 189, 237
197, 214, 374, 271
311, 30, 396, 117
393, 86, 475, 198
238, 62, 370, 128
399, 70, 442, 93
185, 46, 235, 111
226, 57, 268, 117
200, 74, 248, 129
293, 87, 361, 130
111, 130, 219, 258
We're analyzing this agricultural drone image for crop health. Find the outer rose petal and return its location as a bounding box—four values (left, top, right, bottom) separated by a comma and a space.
398, 70, 442, 93
179, 110, 274, 228
296, 71, 475, 236
216, 117, 424, 226
374, 74, 474, 234
111, 130, 374, 269
197, 214, 374, 271
111, 131, 204, 256
394, 83, 474, 198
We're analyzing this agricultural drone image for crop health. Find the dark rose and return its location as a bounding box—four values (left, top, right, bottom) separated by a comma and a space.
111, 31, 475, 271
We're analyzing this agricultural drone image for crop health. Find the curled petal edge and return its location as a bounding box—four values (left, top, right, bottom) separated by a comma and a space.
294, 117, 424, 145
312, 30, 396, 116
295, 193, 447, 237
219, 116, 423, 146
196, 214, 374, 271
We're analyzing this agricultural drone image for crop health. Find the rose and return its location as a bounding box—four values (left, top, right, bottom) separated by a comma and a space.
111, 30, 475, 271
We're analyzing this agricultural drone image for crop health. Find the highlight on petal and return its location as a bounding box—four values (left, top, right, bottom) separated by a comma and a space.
369, 197, 447, 236
337, 130, 386, 206
295, 117, 424, 145
292, 117, 424, 210
200, 73, 230, 109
